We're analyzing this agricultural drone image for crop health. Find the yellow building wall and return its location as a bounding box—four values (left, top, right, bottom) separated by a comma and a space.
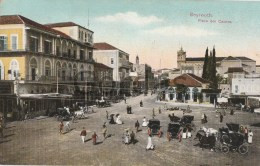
0, 56, 26, 80
0, 28, 24, 50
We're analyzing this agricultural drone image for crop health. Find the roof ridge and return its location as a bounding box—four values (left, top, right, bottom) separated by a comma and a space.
185, 73, 203, 84
17, 15, 25, 24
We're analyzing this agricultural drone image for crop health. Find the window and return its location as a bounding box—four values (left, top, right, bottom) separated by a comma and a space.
56, 46, 60, 56
68, 49, 71, 57
11, 35, 18, 50
111, 58, 114, 64
88, 51, 93, 60
29, 37, 38, 52
44, 40, 52, 54
0, 36, 8, 51
73, 50, 77, 58
80, 50, 85, 60
235, 85, 238, 93
78, 31, 81, 39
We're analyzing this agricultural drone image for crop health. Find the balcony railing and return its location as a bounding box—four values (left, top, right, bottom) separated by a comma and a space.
24, 75, 94, 83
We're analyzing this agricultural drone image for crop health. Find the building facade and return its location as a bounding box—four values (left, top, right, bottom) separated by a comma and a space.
93, 62, 113, 99
93, 42, 131, 95
0, 15, 94, 119
132, 56, 154, 91
177, 47, 256, 77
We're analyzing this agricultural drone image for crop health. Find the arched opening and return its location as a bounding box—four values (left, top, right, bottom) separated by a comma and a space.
80, 65, 84, 81
185, 88, 190, 100
68, 63, 73, 80
62, 62, 67, 81
73, 64, 77, 79
9, 59, 19, 80
45, 60, 51, 77
56, 61, 61, 79
193, 87, 199, 102
30, 58, 38, 81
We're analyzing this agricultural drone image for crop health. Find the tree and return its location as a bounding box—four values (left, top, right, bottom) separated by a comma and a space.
176, 84, 188, 102
210, 46, 218, 89
207, 51, 212, 81
202, 47, 209, 79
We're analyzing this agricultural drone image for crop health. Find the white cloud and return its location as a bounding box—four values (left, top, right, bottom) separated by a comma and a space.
144, 26, 218, 37
95, 11, 163, 26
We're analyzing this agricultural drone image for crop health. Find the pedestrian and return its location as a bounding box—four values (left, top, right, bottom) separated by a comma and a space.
201, 113, 205, 124
158, 107, 161, 114
187, 127, 192, 138
182, 128, 187, 139
59, 121, 64, 134
230, 109, 234, 115
244, 127, 248, 140
65, 121, 70, 132
130, 131, 136, 144
152, 108, 155, 118
140, 100, 143, 107
178, 129, 182, 142
204, 113, 207, 123
220, 113, 223, 123
123, 130, 130, 144
248, 130, 253, 144
92, 132, 98, 145
124, 97, 127, 104
80, 127, 87, 143
126, 106, 129, 114
72, 114, 76, 123
135, 120, 140, 133
102, 124, 107, 140
106, 110, 109, 120
146, 134, 154, 151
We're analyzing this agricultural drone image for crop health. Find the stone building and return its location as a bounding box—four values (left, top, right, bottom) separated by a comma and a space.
93, 42, 131, 96
0, 15, 94, 119
177, 47, 256, 77
132, 56, 154, 91
93, 62, 113, 99
163, 73, 216, 103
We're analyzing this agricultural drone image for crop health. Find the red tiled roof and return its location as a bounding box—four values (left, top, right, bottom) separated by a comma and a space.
186, 56, 254, 62
94, 42, 119, 50
94, 42, 129, 55
94, 63, 112, 69
0, 15, 72, 39
45, 22, 93, 33
169, 73, 210, 87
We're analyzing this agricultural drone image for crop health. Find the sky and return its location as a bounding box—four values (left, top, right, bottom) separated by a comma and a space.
1, 0, 260, 69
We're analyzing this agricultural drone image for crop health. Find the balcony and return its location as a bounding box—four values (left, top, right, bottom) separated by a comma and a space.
24, 75, 93, 84
119, 61, 130, 69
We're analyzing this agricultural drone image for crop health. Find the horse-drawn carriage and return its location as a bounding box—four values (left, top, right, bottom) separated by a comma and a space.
97, 100, 111, 108
50, 108, 71, 121
167, 123, 181, 140
166, 107, 179, 111
148, 119, 162, 137
219, 123, 248, 154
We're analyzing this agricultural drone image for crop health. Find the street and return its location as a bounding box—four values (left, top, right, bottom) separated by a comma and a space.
0, 94, 260, 166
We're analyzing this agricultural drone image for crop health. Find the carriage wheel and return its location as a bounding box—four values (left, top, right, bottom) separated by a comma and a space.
238, 144, 248, 155
222, 135, 229, 144
221, 145, 229, 153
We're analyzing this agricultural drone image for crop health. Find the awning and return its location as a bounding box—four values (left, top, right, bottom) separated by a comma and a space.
19, 93, 72, 99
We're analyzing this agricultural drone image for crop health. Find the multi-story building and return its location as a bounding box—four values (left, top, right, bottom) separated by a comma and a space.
0, 15, 94, 119
132, 56, 154, 91
177, 47, 256, 77
93, 42, 131, 96
93, 62, 113, 99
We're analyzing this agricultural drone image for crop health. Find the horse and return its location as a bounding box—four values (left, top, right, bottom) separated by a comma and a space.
195, 130, 216, 151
